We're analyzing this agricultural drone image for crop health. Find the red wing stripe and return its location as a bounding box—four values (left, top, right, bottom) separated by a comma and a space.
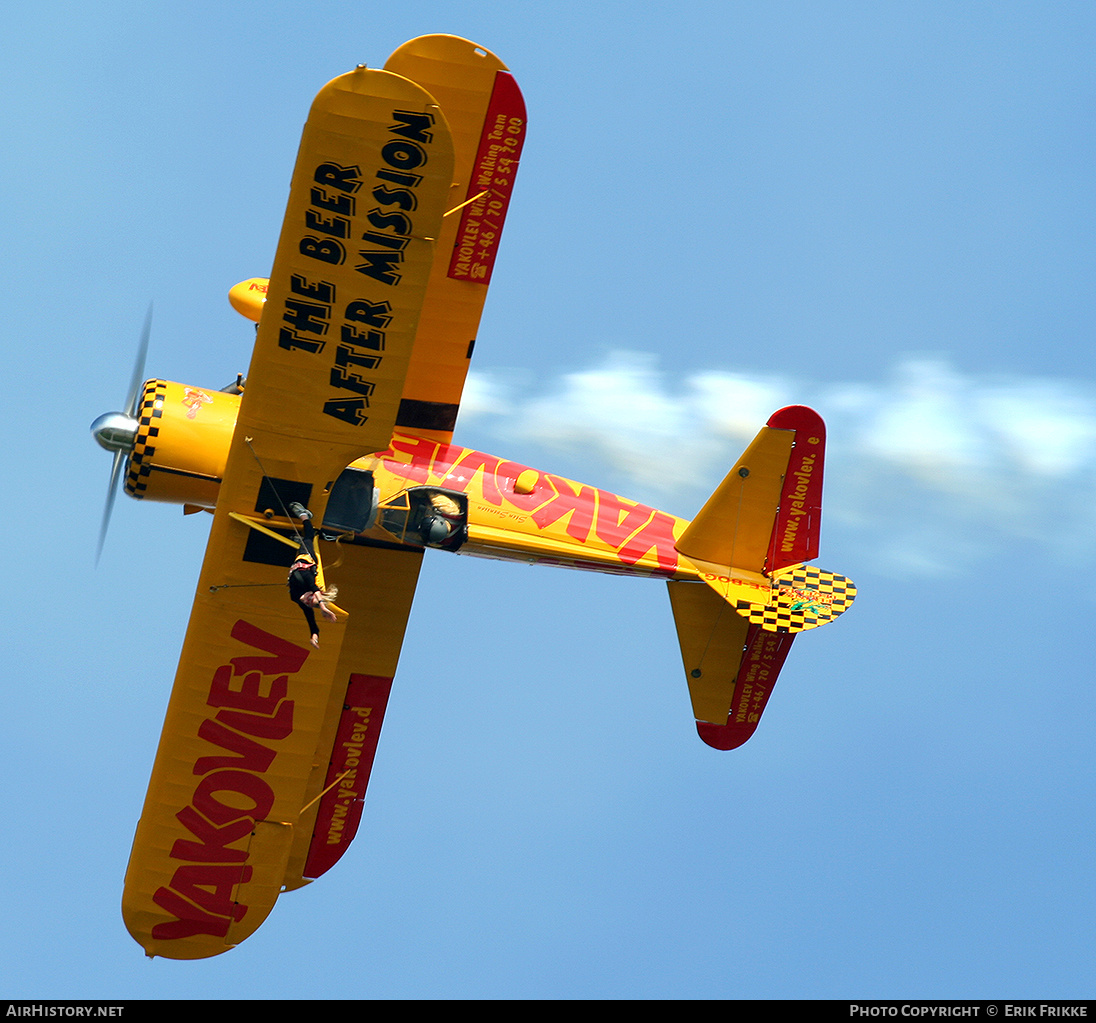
304, 674, 394, 878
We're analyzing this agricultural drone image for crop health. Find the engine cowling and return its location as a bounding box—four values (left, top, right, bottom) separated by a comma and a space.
124, 379, 240, 509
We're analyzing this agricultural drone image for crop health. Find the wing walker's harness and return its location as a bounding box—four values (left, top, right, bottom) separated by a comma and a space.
207, 437, 349, 619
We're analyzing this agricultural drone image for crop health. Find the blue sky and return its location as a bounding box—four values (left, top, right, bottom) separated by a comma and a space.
2, 0, 1094, 1000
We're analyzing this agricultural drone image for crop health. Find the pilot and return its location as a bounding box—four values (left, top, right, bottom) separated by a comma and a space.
420, 492, 462, 546
287, 502, 338, 647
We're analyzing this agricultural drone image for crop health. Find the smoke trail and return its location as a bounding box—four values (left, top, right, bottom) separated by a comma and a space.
460, 352, 1096, 576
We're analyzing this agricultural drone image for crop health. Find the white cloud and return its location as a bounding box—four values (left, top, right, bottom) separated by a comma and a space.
459, 352, 1096, 576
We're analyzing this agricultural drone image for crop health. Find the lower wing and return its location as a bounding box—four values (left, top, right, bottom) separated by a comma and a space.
122, 525, 423, 960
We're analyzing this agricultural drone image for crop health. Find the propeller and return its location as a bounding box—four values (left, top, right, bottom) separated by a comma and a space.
91, 304, 153, 563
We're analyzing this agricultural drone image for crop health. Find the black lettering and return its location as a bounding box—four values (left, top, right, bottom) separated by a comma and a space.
341, 323, 384, 350
310, 187, 354, 215
389, 109, 435, 143
345, 299, 392, 328
375, 170, 422, 190
330, 364, 377, 397
371, 184, 418, 211
381, 139, 426, 170
304, 210, 350, 238
314, 162, 363, 193
324, 398, 369, 426
278, 326, 325, 354
289, 274, 334, 303
334, 343, 381, 373
355, 250, 402, 285
359, 230, 409, 252
300, 237, 345, 265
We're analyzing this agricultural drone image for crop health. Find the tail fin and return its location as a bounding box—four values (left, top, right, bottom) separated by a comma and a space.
674, 405, 854, 634
676, 405, 824, 577
668, 406, 855, 749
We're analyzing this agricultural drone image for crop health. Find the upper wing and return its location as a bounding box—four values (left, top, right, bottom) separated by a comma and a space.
384, 34, 527, 443
121, 66, 453, 960
225, 38, 526, 445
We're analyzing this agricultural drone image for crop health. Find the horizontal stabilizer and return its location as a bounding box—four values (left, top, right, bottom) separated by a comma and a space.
668, 580, 751, 726
737, 563, 856, 633
668, 580, 795, 749
695, 626, 796, 750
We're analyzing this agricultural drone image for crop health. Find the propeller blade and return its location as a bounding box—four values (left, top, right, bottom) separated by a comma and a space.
96, 449, 128, 564
125, 303, 153, 415
94, 304, 153, 563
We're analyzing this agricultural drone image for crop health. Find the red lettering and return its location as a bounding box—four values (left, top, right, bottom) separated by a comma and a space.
495, 460, 543, 510
385, 434, 442, 484
169, 805, 251, 863
207, 665, 288, 715
163, 863, 252, 922
593, 491, 656, 547
215, 700, 294, 741
530, 475, 595, 542
191, 769, 275, 826
193, 718, 277, 775
615, 509, 680, 571
228, 620, 310, 676
149, 617, 314, 946
445, 449, 505, 505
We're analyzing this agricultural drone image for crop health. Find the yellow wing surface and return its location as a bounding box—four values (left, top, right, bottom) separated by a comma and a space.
121, 66, 454, 959
238, 66, 454, 466
121, 539, 424, 959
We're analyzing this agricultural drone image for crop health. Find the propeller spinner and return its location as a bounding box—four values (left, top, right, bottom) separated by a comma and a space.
91, 304, 152, 562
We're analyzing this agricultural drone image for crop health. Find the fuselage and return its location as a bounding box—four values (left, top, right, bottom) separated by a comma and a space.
100, 378, 702, 582
362, 431, 695, 579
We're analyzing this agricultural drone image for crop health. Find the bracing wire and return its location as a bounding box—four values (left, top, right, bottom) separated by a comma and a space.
243, 436, 306, 545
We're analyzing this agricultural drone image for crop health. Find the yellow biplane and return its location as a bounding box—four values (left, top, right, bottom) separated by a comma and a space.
90, 35, 855, 959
